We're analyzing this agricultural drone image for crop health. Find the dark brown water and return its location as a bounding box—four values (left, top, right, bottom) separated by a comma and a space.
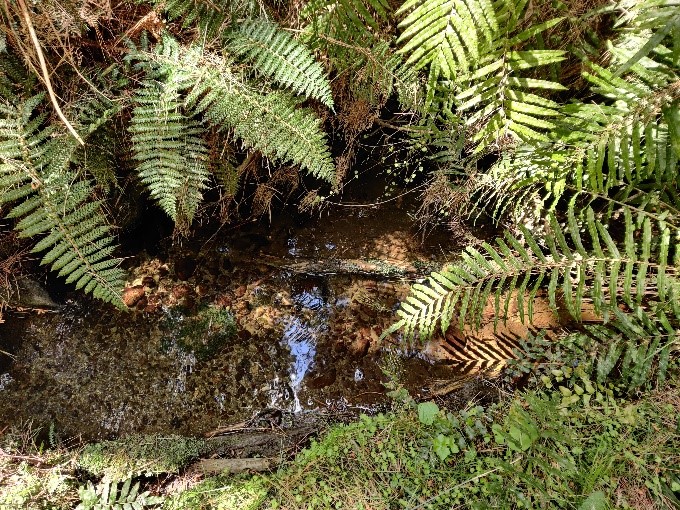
0, 192, 473, 440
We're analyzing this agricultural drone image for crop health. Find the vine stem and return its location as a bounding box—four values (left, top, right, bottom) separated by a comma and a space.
15, 0, 84, 145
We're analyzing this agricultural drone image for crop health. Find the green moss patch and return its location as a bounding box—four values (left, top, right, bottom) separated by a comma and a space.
78, 435, 207, 479
161, 305, 237, 361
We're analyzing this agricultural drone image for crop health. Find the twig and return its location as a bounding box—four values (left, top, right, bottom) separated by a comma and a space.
15, 0, 84, 145
0, 348, 15, 360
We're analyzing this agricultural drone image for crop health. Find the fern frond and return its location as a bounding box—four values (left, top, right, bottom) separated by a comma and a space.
227, 19, 334, 109
77, 477, 163, 510
0, 96, 125, 306
140, 38, 334, 183
303, 0, 389, 45
396, 0, 498, 77
395, 0, 566, 148
456, 48, 567, 151
392, 207, 679, 342
559, 63, 679, 192
144, 0, 230, 37
129, 74, 210, 234
485, 1, 680, 211
612, 0, 680, 77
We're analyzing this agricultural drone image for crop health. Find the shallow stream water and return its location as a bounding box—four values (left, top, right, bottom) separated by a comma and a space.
0, 192, 483, 440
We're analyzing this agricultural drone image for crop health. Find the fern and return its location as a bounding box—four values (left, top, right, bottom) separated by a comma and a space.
611, 0, 680, 77
129, 73, 210, 234
0, 95, 125, 307
304, 0, 389, 45
144, 0, 229, 37
396, 0, 498, 77
76, 478, 163, 510
226, 19, 334, 109
390, 207, 680, 342
511, 308, 678, 395
396, 0, 567, 151
482, 2, 679, 214
136, 37, 335, 183
301, 0, 406, 106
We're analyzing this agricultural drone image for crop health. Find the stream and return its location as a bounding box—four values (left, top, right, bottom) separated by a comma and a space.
0, 191, 491, 440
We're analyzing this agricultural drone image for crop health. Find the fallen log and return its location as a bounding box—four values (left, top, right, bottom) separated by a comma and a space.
195, 457, 276, 474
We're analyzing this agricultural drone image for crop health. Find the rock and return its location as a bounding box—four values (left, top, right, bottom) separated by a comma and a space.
142, 276, 156, 288
214, 294, 233, 308
122, 285, 146, 307
235, 285, 247, 298
307, 368, 337, 389
134, 295, 148, 311
1, 277, 59, 309
349, 333, 370, 357
174, 257, 196, 280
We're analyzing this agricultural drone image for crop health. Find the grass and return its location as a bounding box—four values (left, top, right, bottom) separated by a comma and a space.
265, 377, 680, 509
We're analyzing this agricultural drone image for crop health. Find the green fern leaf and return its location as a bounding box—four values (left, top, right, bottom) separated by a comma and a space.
139, 38, 335, 183
0, 96, 125, 307
390, 207, 679, 342
129, 74, 210, 234
227, 19, 334, 109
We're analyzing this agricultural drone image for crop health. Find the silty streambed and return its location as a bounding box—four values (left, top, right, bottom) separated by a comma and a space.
0, 197, 489, 440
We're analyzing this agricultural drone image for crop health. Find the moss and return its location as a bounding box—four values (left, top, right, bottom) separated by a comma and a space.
161, 305, 238, 361
162, 474, 268, 510
78, 435, 207, 479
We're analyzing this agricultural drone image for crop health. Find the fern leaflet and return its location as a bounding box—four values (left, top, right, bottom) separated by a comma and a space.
226, 19, 334, 109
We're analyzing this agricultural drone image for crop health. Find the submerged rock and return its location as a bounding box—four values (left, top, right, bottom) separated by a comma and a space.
0, 277, 58, 309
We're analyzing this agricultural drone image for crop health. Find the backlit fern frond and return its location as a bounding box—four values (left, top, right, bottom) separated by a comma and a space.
390, 207, 679, 342
0, 95, 125, 306
129, 73, 210, 234
612, 0, 680, 77
396, 0, 498, 77
476, 148, 680, 247
142, 37, 334, 183
558, 63, 679, 193
454, 23, 567, 151
226, 19, 334, 109
481, 2, 679, 213
396, 0, 567, 151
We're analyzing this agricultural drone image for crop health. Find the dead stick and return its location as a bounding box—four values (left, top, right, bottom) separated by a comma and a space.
15, 0, 84, 145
